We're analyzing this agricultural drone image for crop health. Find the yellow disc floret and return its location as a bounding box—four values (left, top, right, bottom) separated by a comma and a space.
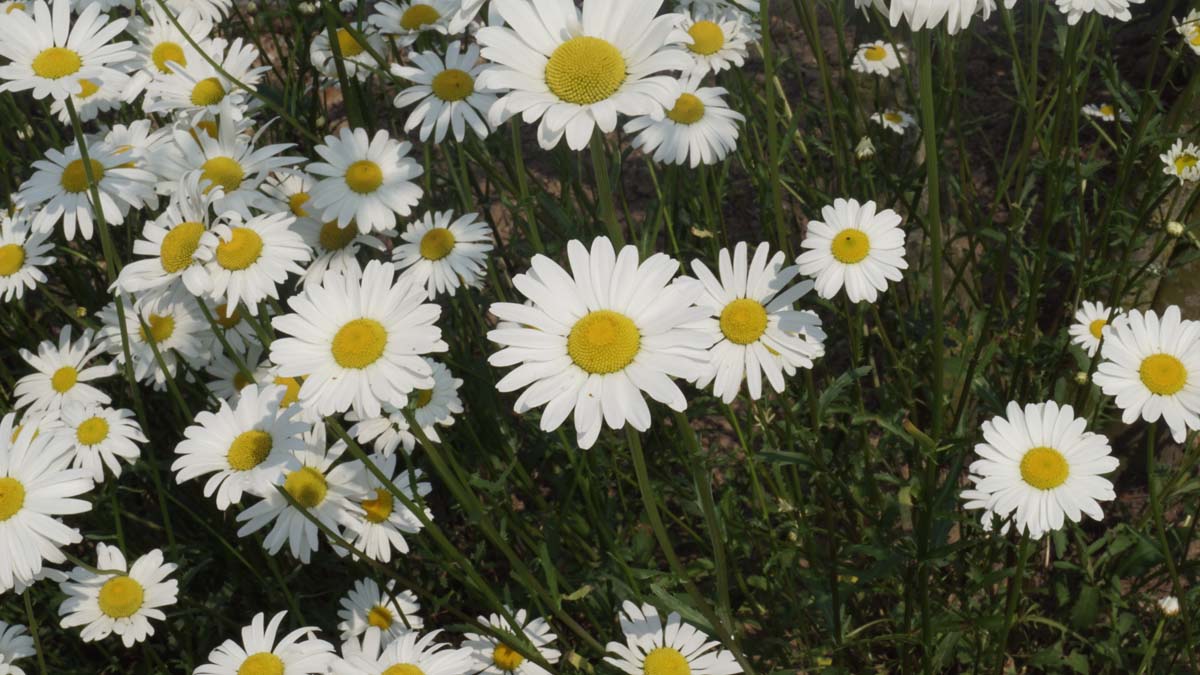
284, 466, 328, 508
190, 77, 226, 106
288, 192, 311, 217
1140, 353, 1188, 396
643, 647, 692, 675
1088, 319, 1107, 340
97, 576, 144, 619
493, 644, 525, 671
160, 221, 207, 273
76, 79, 100, 99
399, 4, 439, 30
419, 228, 456, 260
382, 665, 426, 675
361, 487, 394, 523
830, 228, 871, 264
75, 416, 109, 446
151, 41, 186, 73
345, 160, 383, 194
319, 220, 358, 251
864, 45, 888, 61
432, 68, 475, 101
238, 652, 285, 675
273, 376, 301, 407
667, 93, 706, 125
60, 159, 105, 193
216, 227, 264, 271
567, 310, 640, 375
545, 36, 626, 106
720, 298, 768, 345
331, 318, 388, 369
139, 313, 176, 344
51, 366, 78, 393
687, 21, 725, 55
0, 244, 25, 276
1019, 446, 1070, 490
413, 388, 433, 409
0, 477, 25, 521
32, 47, 82, 79
201, 156, 245, 193
367, 604, 394, 629
227, 430, 273, 471
335, 28, 365, 57
1175, 153, 1198, 174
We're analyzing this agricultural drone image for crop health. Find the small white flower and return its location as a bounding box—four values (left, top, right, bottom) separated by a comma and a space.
311, 24, 385, 82
604, 601, 742, 675
14, 325, 114, 413
871, 109, 916, 135
851, 40, 905, 76
194, 611, 335, 675
390, 41, 496, 143
58, 544, 178, 648
0, 621, 35, 675
1161, 139, 1200, 183
624, 73, 745, 168
336, 577, 423, 643
1081, 102, 1129, 123
1068, 300, 1119, 357
57, 404, 145, 482
307, 128, 424, 235
392, 210, 494, 298
797, 198, 908, 304
1159, 595, 1181, 616
337, 451, 431, 563
463, 608, 561, 675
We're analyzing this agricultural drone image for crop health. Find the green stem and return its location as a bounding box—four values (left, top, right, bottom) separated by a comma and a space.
589, 131, 623, 246
22, 590, 47, 675
1146, 423, 1198, 672
995, 534, 1031, 675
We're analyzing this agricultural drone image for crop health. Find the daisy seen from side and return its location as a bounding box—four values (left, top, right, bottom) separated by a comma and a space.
851, 40, 905, 76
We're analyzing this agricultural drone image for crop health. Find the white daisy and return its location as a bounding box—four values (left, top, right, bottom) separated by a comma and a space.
17, 138, 157, 241
1176, 9, 1200, 55
235, 425, 366, 563
0, 0, 134, 102
206, 211, 311, 314
263, 171, 318, 226
0, 211, 54, 302
194, 611, 335, 675
1161, 139, 1200, 183
58, 544, 178, 648
797, 198, 908, 304
14, 324, 116, 413
887, 0, 1014, 34
270, 260, 448, 419
476, 0, 693, 151
463, 608, 561, 675
679, 8, 757, 76
393, 210, 494, 298
1068, 300, 1119, 357
338, 452, 431, 563
487, 237, 712, 449
201, 300, 261, 355
368, 0, 462, 47
203, 342, 264, 402
122, 4, 214, 101
0, 414, 92, 594
57, 404, 144, 482
307, 127, 424, 234
851, 40, 904, 77
1054, 0, 1143, 25
1159, 596, 1182, 616
689, 242, 825, 403
624, 73, 744, 168
1093, 306, 1200, 443
144, 37, 266, 123
97, 291, 213, 390
0, 621, 34, 675
48, 72, 129, 124
335, 628, 473, 675
311, 24, 385, 82
1081, 102, 1129, 123
296, 218, 389, 290
604, 601, 742, 675
390, 41, 496, 143
870, 109, 916, 135
101, 119, 172, 176
336, 577, 423, 642
962, 400, 1118, 539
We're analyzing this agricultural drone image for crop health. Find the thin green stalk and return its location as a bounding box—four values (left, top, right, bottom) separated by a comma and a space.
589, 131, 623, 246
1146, 423, 1198, 672
673, 411, 733, 630
994, 534, 1032, 675
22, 590, 47, 675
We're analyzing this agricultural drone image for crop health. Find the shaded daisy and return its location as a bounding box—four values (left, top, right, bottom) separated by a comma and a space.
463, 608, 561, 675
336, 576, 423, 642
338, 452, 431, 563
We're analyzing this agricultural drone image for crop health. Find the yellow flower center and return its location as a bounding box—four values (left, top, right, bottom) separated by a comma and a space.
419, 227, 456, 260
75, 416, 109, 446
720, 298, 768, 345
1140, 353, 1188, 396
238, 652, 284, 675
194, 120, 219, 139
367, 604, 394, 629
864, 45, 888, 61
493, 644, 525, 671
151, 41, 186, 73
545, 36, 626, 106
60, 159, 105, 193
345, 160, 383, 194
97, 576, 145, 619
0, 244, 25, 276
6, 3, 26, 12
190, 77, 226, 106
139, 313, 175, 344
1019, 446, 1070, 490
687, 20, 725, 55
830, 228, 871, 264
382, 665, 426, 675
31, 47, 82, 79
273, 376, 301, 407
233, 371, 252, 391
335, 28, 365, 57
413, 388, 433, 409
76, 79, 100, 99
643, 647, 691, 675
399, 3, 439, 30
666, 93, 706, 125
1191, 31, 1200, 47
1099, 104, 1115, 117
0, 477, 25, 521
432, 68, 475, 101
216, 227, 264, 271
319, 220, 358, 251
214, 303, 241, 329
362, 487, 394, 523
227, 430, 273, 471
567, 310, 640, 375
884, 112, 903, 124
288, 192, 310, 217
1176, 154, 1198, 174
201, 156, 245, 193
1088, 318, 1107, 340
51, 366, 78, 393
284, 466, 328, 508
160, 221, 207, 273
331, 318, 388, 369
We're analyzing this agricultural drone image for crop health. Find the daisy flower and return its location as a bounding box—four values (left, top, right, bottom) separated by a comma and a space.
0, 621, 34, 675
194, 611, 335, 675
236, 425, 366, 563
851, 40, 905, 77
336, 577, 423, 642
962, 401, 1118, 538
871, 109, 916, 135
1081, 102, 1129, 123
476, 0, 693, 151
463, 608, 561, 675
605, 601, 742, 675
17, 138, 157, 241
1068, 300, 1119, 357
1159, 596, 1182, 616
393, 210, 494, 298
338, 452, 431, 563
1161, 139, 1200, 183
97, 292, 213, 390
1054, 0, 1143, 25
887, 0, 1013, 34
270, 260, 448, 419
336, 628, 473, 675
487, 237, 712, 449
307, 127, 424, 234
690, 242, 825, 403
311, 24, 385, 82
390, 41, 496, 143
101, 119, 172, 175
48, 72, 129, 124
368, 0, 462, 47
679, 7, 757, 76
144, 37, 266, 123
0, 0, 134, 102
203, 342, 265, 401
1093, 306, 1200, 443
0, 211, 54, 302
206, 211, 311, 314
797, 198, 908, 304
172, 383, 306, 510
1176, 9, 1200, 55
624, 73, 744, 168
58, 544, 178, 648
122, 4, 214, 100
200, 300, 261, 355
0, 416, 91, 594
263, 171, 318, 225
296, 218, 389, 289
57, 404, 145, 482
115, 174, 220, 300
